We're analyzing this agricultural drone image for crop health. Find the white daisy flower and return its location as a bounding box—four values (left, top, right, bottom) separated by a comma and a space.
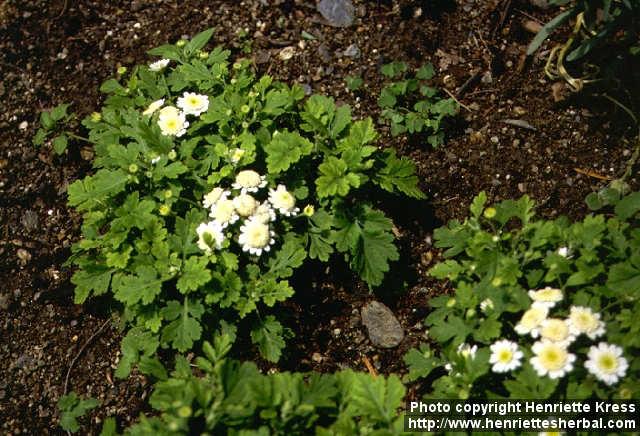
157, 106, 189, 137
539, 318, 575, 347
489, 340, 523, 373
585, 343, 628, 386
515, 304, 549, 338
252, 202, 276, 224
233, 193, 258, 217
268, 184, 300, 216
238, 218, 275, 256
149, 58, 170, 72
203, 187, 229, 209
209, 198, 238, 227
196, 221, 224, 254
232, 170, 267, 193
230, 148, 245, 164
557, 246, 570, 258
456, 343, 478, 359
480, 298, 494, 313
177, 92, 210, 116
143, 98, 165, 116
444, 363, 453, 373
528, 287, 563, 309
567, 306, 605, 340
531, 340, 576, 379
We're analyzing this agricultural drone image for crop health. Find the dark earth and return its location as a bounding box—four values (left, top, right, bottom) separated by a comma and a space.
1, 0, 638, 433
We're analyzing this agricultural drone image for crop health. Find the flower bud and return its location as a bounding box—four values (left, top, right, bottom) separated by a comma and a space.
168, 150, 177, 160
128, 163, 138, 173
303, 205, 315, 217
483, 207, 496, 219
159, 204, 171, 216
176, 39, 187, 47
90, 112, 102, 122
117, 66, 127, 75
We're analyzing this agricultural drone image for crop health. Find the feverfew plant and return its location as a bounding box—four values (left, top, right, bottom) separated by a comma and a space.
66, 29, 424, 373
404, 192, 639, 401
377, 61, 458, 146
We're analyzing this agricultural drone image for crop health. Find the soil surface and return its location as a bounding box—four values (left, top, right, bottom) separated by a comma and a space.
1, 0, 637, 433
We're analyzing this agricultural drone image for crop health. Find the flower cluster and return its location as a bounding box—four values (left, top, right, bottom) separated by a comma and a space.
197, 170, 301, 257
482, 286, 628, 385
140, 73, 210, 138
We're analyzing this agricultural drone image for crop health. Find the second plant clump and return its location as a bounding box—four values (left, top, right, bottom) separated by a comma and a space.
66, 29, 425, 376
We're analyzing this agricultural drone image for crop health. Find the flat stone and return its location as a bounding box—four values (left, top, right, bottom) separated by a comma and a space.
361, 301, 404, 348
317, 0, 355, 27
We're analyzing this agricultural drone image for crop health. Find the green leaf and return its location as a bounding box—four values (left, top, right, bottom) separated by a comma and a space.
115, 327, 159, 378
67, 169, 129, 211
268, 236, 307, 278
177, 256, 211, 293
264, 130, 314, 173
374, 150, 425, 199
349, 373, 405, 423
615, 192, 640, 220
33, 129, 47, 146
161, 299, 204, 352
51, 103, 70, 121
40, 111, 54, 130
138, 356, 168, 380
334, 207, 399, 287
185, 28, 215, 54
251, 315, 286, 362
307, 209, 334, 262
607, 258, 640, 295
112, 265, 163, 306
470, 191, 487, 218
316, 156, 360, 198
404, 345, 441, 382
527, 9, 576, 55
99, 417, 117, 436
100, 78, 124, 94
345, 75, 363, 91
71, 265, 112, 304
415, 63, 435, 80
58, 392, 99, 433
381, 61, 408, 78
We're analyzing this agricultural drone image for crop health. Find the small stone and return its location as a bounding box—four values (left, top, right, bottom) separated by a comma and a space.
481, 71, 493, 84
17, 248, 31, 265
343, 43, 360, 58
490, 136, 499, 144
0, 293, 10, 310
312, 352, 323, 363
317, 0, 355, 27
278, 46, 295, 61
522, 19, 542, 34
361, 301, 404, 348
513, 106, 527, 116
19, 121, 28, 130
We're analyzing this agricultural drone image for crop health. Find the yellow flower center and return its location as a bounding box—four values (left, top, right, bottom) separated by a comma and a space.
598, 354, 618, 373
246, 223, 269, 247
498, 350, 513, 363
541, 319, 570, 342
540, 346, 567, 371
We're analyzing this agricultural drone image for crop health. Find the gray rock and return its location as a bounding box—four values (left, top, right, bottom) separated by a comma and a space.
361, 301, 404, 348
343, 43, 361, 58
317, 0, 355, 27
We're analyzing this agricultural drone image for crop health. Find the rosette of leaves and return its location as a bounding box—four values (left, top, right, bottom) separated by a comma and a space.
65, 29, 424, 373
377, 61, 458, 146
404, 191, 640, 400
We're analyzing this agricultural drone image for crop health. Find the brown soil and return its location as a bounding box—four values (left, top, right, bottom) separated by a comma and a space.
1, 0, 637, 433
